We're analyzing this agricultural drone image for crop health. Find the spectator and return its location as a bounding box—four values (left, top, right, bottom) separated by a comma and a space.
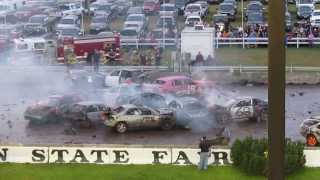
108, 49, 116, 65
92, 49, 100, 72
155, 48, 161, 66
198, 136, 212, 170
206, 55, 214, 66
140, 52, 146, 66
308, 32, 314, 47
195, 51, 204, 66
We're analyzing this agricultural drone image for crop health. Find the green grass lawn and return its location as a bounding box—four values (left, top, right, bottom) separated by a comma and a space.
215, 47, 320, 66
0, 164, 320, 180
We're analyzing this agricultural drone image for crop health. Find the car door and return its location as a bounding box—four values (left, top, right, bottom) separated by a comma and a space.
139, 107, 158, 128
86, 105, 101, 121
230, 99, 254, 120
124, 108, 143, 128
105, 70, 120, 86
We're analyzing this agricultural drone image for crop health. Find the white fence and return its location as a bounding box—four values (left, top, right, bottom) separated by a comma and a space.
119, 38, 320, 48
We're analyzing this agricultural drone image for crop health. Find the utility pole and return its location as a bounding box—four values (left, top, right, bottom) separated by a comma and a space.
83, 0, 90, 35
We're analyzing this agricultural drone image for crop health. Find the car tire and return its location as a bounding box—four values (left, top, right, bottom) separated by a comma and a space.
161, 119, 174, 130
115, 122, 128, 133
307, 134, 318, 147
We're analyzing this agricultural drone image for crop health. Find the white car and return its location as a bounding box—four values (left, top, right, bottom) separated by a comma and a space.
311, 9, 320, 26
126, 14, 148, 30
296, 0, 315, 10
185, 15, 203, 27
159, 3, 176, 16
56, 15, 80, 29
60, 2, 84, 16
105, 70, 144, 87
184, 3, 205, 18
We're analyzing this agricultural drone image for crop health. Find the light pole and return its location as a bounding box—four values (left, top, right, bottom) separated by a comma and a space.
241, 0, 245, 48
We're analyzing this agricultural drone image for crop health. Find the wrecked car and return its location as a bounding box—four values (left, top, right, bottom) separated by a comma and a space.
104, 105, 175, 133
168, 96, 213, 128
69, 70, 106, 89
300, 117, 320, 146
60, 101, 110, 128
209, 97, 268, 123
24, 94, 85, 124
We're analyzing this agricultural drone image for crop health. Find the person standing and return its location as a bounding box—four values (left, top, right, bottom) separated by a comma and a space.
140, 52, 146, 66
108, 49, 116, 65
155, 48, 161, 66
92, 49, 100, 72
198, 136, 211, 170
195, 51, 204, 66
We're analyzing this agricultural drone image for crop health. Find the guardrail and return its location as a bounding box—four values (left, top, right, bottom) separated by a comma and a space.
216, 37, 320, 48
119, 37, 320, 48
191, 66, 320, 73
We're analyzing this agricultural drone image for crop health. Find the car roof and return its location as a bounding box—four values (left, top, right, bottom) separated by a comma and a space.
220, 2, 234, 6
30, 14, 48, 18
313, 10, 320, 12
157, 75, 191, 81
161, 3, 175, 6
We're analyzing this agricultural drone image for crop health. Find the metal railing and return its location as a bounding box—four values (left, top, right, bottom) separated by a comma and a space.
119, 37, 320, 48
191, 65, 320, 72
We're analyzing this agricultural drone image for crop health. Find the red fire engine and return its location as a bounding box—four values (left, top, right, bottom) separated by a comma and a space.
56, 33, 121, 64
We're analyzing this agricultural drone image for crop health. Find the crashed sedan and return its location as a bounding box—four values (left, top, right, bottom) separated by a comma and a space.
60, 101, 110, 128
104, 105, 175, 133
300, 117, 320, 146
24, 94, 84, 124
208, 97, 268, 123
168, 96, 214, 128
115, 92, 168, 109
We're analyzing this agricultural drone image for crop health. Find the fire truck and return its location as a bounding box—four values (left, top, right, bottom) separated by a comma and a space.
56, 33, 121, 64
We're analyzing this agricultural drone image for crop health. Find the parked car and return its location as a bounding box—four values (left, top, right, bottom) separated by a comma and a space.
245, 1, 264, 17
104, 104, 175, 133
127, 6, 143, 15
184, 3, 204, 18
143, 0, 161, 15
218, 3, 236, 21
159, 3, 177, 16
60, 101, 110, 128
195, 1, 209, 15
175, 0, 187, 15
90, 16, 110, 34
286, 11, 292, 31
223, 0, 237, 9
185, 15, 203, 26
60, 2, 84, 16
213, 13, 229, 32
114, 0, 131, 16
297, 5, 313, 19
23, 14, 49, 35
14, 5, 39, 22
125, 14, 148, 31
300, 116, 320, 146
156, 15, 176, 28
93, 2, 118, 20
56, 15, 80, 29
56, 27, 82, 38
296, 0, 315, 10
311, 9, 320, 26
24, 94, 85, 124
246, 12, 265, 26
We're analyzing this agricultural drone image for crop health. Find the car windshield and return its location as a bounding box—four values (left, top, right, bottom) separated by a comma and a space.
220, 4, 233, 11
92, 17, 105, 23
120, 29, 137, 36
214, 16, 226, 22
186, 5, 200, 11
300, 6, 312, 12
60, 19, 75, 24
300, 0, 313, 4
29, 16, 45, 24
188, 17, 201, 22
160, 6, 175, 11
60, 28, 78, 36
127, 15, 143, 21
248, 4, 262, 10
248, 14, 263, 21
97, 5, 111, 11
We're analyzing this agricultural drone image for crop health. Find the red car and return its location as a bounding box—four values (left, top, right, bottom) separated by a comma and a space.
143, 0, 160, 15
143, 75, 215, 96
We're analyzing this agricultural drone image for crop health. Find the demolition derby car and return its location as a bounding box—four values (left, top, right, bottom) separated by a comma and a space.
115, 92, 168, 109
59, 101, 110, 128
209, 97, 268, 123
24, 94, 85, 124
104, 105, 175, 133
300, 116, 320, 146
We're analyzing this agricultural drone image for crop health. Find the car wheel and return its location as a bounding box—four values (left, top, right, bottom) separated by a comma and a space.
115, 122, 128, 133
307, 134, 318, 146
161, 119, 174, 130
